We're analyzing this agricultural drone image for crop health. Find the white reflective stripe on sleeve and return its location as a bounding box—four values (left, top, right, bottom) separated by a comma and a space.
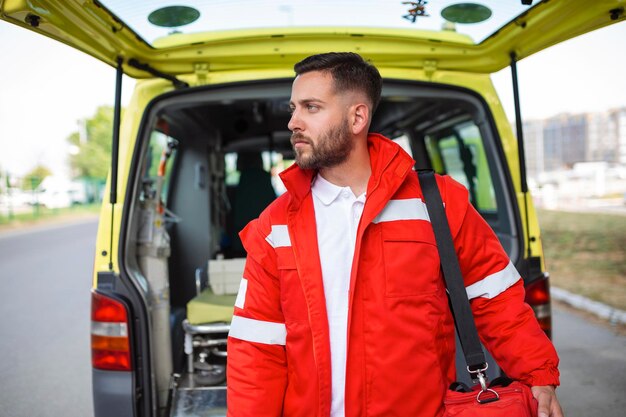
265, 225, 291, 248
465, 261, 521, 299
373, 198, 430, 224
234, 278, 248, 309
228, 315, 287, 345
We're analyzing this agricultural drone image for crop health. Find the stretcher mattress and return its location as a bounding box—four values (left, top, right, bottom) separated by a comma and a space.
186, 289, 237, 325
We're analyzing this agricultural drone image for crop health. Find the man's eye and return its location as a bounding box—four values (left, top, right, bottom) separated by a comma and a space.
307, 104, 318, 111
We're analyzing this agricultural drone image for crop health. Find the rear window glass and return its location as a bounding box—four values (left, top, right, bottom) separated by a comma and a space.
426, 121, 498, 213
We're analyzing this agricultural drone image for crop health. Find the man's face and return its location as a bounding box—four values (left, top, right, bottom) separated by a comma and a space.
288, 71, 353, 170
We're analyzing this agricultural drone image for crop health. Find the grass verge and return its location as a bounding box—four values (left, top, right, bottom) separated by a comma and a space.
537, 209, 626, 311
0, 204, 101, 232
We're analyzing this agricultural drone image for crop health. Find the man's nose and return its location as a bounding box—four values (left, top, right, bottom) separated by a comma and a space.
288, 109, 301, 132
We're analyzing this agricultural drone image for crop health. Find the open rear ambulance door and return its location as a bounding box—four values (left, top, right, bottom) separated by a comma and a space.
1, 0, 624, 77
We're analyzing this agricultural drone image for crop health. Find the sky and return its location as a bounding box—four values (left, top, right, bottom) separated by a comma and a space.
0, 18, 625, 178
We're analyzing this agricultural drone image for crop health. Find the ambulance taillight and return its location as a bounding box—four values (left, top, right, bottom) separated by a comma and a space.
91, 290, 132, 371
524, 275, 552, 339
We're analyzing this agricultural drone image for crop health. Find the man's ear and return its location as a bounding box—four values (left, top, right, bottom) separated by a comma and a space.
351, 103, 370, 135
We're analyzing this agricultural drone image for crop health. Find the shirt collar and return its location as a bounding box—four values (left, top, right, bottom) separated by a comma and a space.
311, 174, 345, 206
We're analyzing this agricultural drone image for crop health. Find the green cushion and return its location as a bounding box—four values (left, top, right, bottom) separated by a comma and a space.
187, 289, 236, 325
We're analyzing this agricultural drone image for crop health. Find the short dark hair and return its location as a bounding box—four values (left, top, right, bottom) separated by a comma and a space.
294, 52, 382, 112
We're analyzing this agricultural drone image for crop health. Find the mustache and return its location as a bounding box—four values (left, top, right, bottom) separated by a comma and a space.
291, 132, 312, 145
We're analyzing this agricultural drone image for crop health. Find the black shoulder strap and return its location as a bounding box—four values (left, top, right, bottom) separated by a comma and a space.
417, 170, 487, 373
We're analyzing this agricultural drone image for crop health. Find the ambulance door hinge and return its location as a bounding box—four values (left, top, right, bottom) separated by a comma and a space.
424, 60, 438, 79
194, 63, 210, 85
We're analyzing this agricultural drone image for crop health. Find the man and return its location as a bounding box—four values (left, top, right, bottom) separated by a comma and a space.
227, 52, 563, 417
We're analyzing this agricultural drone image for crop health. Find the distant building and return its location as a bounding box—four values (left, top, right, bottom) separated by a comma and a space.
586, 111, 613, 162
544, 113, 587, 170
610, 107, 626, 164
522, 119, 545, 180
518, 106, 626, 178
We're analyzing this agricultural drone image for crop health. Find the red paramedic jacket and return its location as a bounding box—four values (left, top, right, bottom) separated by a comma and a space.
227, 133, 560, 417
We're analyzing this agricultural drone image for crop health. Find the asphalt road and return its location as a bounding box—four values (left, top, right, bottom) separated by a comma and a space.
0, 219, 97, 417
552, 304, 626, 416
0, 219, 624, 417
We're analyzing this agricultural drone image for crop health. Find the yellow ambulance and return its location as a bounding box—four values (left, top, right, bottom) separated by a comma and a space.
1, 1, 623, 416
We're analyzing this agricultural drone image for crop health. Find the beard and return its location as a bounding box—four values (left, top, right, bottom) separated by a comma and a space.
291, 119, 353, 170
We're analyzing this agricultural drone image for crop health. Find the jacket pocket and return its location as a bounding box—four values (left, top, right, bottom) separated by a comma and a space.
382, 221, 442, 297
276, 248, 308, 323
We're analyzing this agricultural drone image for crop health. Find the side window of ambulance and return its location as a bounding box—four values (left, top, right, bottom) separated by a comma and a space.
223, 150, 281, 257
425, 122, 498, 214
224, 151, 284, 195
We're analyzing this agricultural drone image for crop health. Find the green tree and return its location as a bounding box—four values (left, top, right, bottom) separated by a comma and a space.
22, 164, 52, 190
67, 105, 115, 180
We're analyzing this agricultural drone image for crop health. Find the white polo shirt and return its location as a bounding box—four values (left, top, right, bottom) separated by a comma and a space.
311, 174, 366, 417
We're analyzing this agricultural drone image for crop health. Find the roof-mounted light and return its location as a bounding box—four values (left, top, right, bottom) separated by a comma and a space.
148, 6, 200, 29
441, 3, 492, 24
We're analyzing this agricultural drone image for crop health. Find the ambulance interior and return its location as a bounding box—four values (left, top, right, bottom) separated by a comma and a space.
124, 80, 517, 414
